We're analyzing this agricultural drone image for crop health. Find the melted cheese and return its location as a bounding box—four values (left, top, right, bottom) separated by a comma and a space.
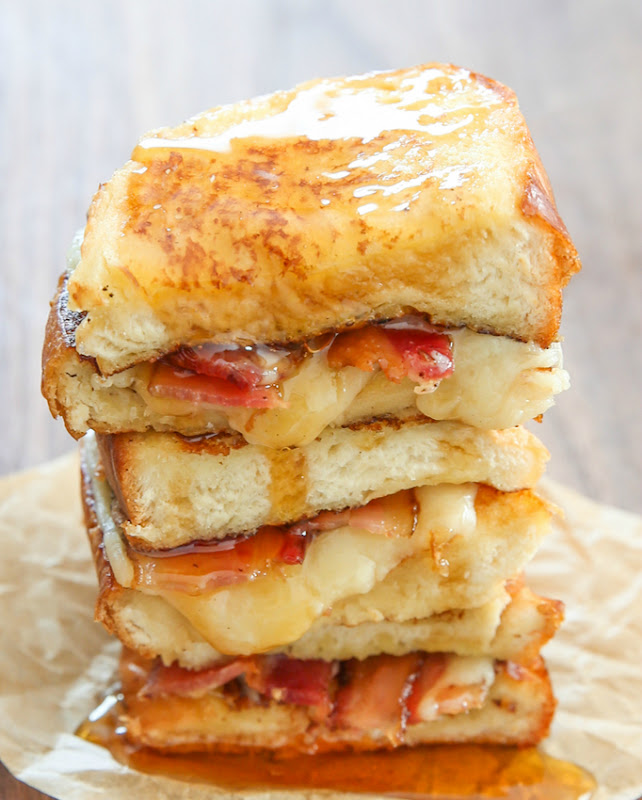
415, 484, 477, 578
142, 484, 479, 655
415, 328, 567, 428
414, 656, 495, 722
225, 353, 370, 447
83, 433, 134, 589
157, 526, 419, 654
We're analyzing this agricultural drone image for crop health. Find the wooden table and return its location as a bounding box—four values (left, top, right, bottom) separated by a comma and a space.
1, 1, 640, 797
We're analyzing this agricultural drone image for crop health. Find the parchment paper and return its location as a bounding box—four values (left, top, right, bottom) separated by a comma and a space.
0, 453, 640, 799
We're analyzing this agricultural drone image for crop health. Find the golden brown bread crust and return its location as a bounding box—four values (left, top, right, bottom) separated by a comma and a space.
41, 274, 85, 427
278, 583, 562, 666
492, 576, 563, 664
63, 64, 580, 374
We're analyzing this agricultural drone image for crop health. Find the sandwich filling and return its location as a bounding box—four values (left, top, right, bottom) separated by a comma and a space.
126, 649, 496, 729
149, 315, 454, 409
125, 489, 419, 596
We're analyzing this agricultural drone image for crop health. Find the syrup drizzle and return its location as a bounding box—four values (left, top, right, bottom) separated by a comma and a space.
77, 691, 596, 799
266, 447, 309, 522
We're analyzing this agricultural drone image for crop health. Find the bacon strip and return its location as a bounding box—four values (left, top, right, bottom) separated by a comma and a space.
168, 346, 265, 389
148, 362, 287, 408
139, 654, 335, 715
166, 341, 303, 389
245, 655, 336, 714
138, 658, 248, 699
406, 655, 493, 724
134, 650, 501, 729
405, 654, 449, 724
327, 324, 453, 386
290, 490, 417, 540
129, 527, 308, 595
128, 490, 417, 595
384, 328, 453, 384
333, 654, 423, 741
149, 318, 453, 410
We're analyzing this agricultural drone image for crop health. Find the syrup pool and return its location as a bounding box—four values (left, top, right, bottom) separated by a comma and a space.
76, 690, 596, 799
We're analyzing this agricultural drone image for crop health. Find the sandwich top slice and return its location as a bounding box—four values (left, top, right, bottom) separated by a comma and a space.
42, 63, 579, 446
65, 63, 579, 372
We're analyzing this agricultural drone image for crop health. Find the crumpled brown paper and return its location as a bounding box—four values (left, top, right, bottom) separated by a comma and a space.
0, 453, 640, 799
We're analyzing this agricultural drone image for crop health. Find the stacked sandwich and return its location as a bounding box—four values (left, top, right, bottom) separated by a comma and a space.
42, 64, 580, 754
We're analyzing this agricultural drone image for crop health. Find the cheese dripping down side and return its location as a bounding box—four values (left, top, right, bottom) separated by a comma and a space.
83, 431, 135, 589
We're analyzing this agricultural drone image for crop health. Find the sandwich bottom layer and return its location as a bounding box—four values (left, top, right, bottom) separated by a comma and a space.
120, 647, 555, 754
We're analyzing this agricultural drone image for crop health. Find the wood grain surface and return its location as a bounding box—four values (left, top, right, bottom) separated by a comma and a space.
1, 1, 640, 797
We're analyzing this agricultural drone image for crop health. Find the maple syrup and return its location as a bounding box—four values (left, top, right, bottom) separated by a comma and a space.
77, 691, 596, 799
267, 447, 309, 521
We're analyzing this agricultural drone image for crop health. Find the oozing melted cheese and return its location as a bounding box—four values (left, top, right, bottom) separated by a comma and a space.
225, 353, 371, 448
417, 483, 477, 578
84, 432, 134, 589
414, 656, 495, 722
415, 329, 567, 429
162, 485, 476, 654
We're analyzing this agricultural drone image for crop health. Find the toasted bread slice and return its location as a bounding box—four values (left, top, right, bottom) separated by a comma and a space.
63, 64, 578, 377
284, 576, 563, 665
86, 421, 548, 547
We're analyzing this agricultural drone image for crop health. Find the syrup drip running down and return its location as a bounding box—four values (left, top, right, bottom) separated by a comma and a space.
76, 690, 596, 800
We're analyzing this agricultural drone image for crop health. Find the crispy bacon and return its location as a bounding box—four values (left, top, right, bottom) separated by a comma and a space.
327, 322, 453, 386
137, 654, 335, 714
128, 490, 417, 595
167, 345, 264, 389
406, 655, 492, 724
328, 326, 405, 380
245, 655, 336, 714
138, 657, 249, 699
333, 654, 423, 741
384, 328, 453, 384
148, 362, 287, 408
405, 654, 449, 723
133, 650, 499, 729
166, 342, 302, 389
129, 528, 308, 595
148, 319, 453, 409
290, 490, 417, 540
150, 341, 304, 409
